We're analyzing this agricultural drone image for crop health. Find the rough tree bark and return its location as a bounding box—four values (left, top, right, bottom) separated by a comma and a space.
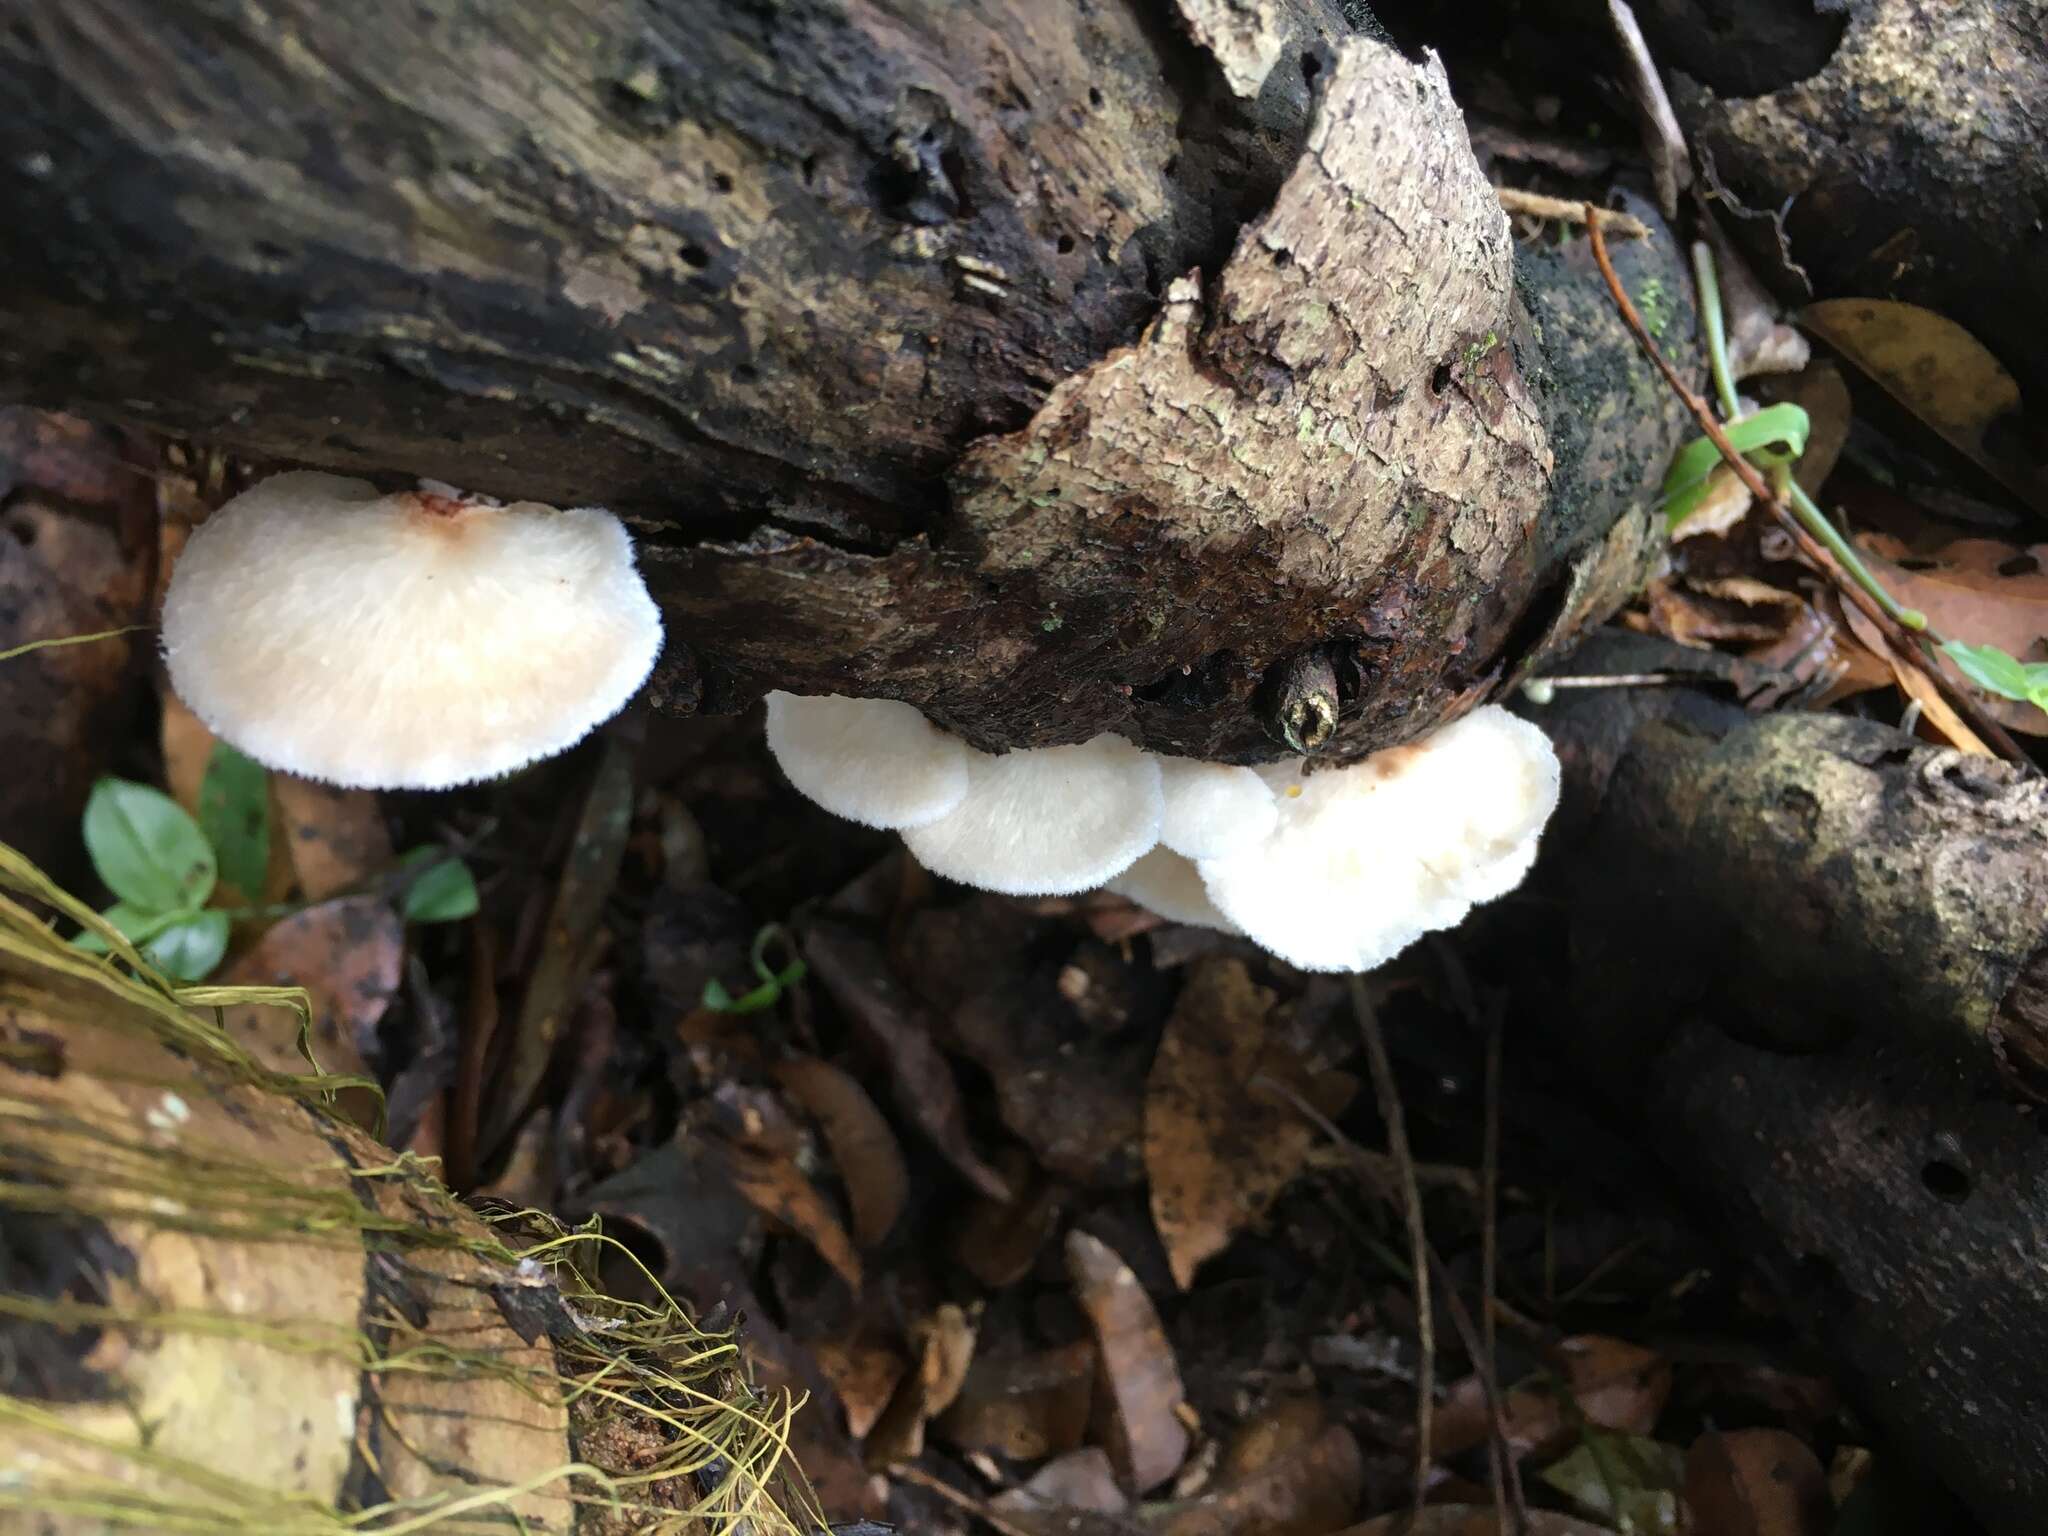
0, 1, 1695, 762
1526, 674, 2048, 1536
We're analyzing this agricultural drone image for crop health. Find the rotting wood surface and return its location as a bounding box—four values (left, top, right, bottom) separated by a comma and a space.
0, 3, 1697, 760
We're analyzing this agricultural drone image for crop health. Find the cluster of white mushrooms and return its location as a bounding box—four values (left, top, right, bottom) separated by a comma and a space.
162, 473, 1560, 974
764, 693, 1559, 972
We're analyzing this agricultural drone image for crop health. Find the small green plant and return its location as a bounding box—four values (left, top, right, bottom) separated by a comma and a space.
702, 922, 807, 1014
71, 743, 478, 980
1660, 401, 1809, 529
1942, 641, 2048, 715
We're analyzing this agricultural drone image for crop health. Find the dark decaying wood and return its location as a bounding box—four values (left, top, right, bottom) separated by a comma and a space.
1529, 688, 2048, 1536
1661, 0, 2048, 404
0, 1, 1696, 761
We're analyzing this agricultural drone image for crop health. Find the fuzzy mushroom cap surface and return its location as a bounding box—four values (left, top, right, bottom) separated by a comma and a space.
1196, 706, 1559, 973
1105, 847, 1241, 934
764, 691, 971, 829
901, 734, 1164, 897
1156, 758, 1279, 860
161, 472, 663, 790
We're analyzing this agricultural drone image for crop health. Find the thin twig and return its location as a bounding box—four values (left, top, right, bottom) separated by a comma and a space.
1264, 1071, 1521, 1512
1585, 209, 2039, 773
1431, 941, 1528, 1534
1497, 188, 1650, 239
1482, 1000, 1529, 1533
1350, 974, 1433, 1516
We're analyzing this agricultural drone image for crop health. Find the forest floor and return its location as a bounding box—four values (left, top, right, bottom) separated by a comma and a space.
6, 4, 2046, 1535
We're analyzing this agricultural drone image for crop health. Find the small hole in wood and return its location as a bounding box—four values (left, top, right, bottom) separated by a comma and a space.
681, 242, 710, 269
1431, 362, 1454, 394
1087, 86, 1104, 108
711, 171, 734, 194
1301, 52, 1322, 83
1056, 233, 1075, 254
1921, 1159, 1971, 1203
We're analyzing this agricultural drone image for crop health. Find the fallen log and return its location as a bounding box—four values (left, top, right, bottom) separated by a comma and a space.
1529, 679, 2048, 1536
0, 844, 811, 1534
0, 3, 1696, 761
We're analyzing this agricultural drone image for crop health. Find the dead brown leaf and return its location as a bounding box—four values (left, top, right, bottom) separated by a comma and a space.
719, 1142, 864, 1293
273, 773, 394, 899
1066, 1229, 1189, 1493
1147, 957, 1338, 1289
1685, 1428, 1831, 1536
1336, 1509, 1610, 1536
863, 1304, 977, 1469
1432, 1334, 1670, 1462
1856, 533, 2048, 734
1801, 299, 2047, 515
1836, 597, 1994, 754
934, 1339, 1097, 1461
774, 1054, 908, 1249
952, 1148, 1063, 1289
0, 496, 150, 876
219, 896, 402, 1126
812, 1333, 906, 1442
800, 918, 1009, 1200
1152, 1424, 1363, 1536
990, 1446, 1129, 1519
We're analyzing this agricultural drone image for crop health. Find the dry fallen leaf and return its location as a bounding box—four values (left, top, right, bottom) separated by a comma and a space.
1432, 1334, 1671, 1462
1066, 1228, 1190, 1493
719, 1141, 864, 1293
273, 772, 394, 899
811, 1332, 906, 1442
951, 1148, 1063, 1289
1336, 1509, 1611, 1536
1836, 596, 1994, 754
1686, 1428, 1831, 1536
1801, 298, 2047, 516
800, 919, 1009, 1200
990, 1446, 1129, 1519
219, 896, 403, 1126
0, 494, 150, 876
934, 1338, 1097, 1461
774, 1054, 908, 1249
1856, 533, 2048, 735
863, 1303, 977, 1469
1147, 957, 1341, 1289
1152, 1423, 1363, 1536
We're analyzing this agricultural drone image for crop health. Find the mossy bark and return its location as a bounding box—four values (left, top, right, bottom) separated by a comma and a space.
0, 862, 804, 1533
0, 1, 1695, 761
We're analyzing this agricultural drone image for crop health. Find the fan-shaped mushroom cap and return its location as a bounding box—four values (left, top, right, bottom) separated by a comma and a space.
764, 691, 972, 829
1197, 706, 1559, 973
161, 472, 662, 790
1156, 757, 1278, 860
902, 734, 1163, 897
1105, 847, 1241, 934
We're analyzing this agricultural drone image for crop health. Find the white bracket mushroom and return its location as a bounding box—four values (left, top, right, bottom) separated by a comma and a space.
161, 472, 663, 790
764, 691, 1560, 973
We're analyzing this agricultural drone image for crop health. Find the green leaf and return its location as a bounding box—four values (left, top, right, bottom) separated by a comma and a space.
400, 851, 479, 924
1941, 641, 2048, 709
1661, 402, 1812, 530
82, 778, 217, 913
70, 902, 186, 954
1540, 1428, 1685, 1534
199, 743, 270, 897
140, 910, 231, 981
701, 923, 807, 1015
